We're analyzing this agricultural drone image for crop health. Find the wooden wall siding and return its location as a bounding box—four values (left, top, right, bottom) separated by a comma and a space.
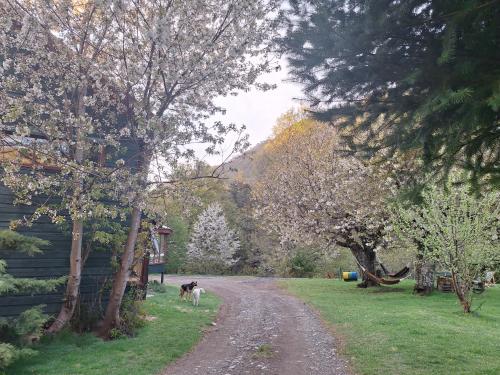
0, 184, 113, 318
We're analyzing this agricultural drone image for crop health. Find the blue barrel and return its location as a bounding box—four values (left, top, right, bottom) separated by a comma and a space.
342, 271, 358, 281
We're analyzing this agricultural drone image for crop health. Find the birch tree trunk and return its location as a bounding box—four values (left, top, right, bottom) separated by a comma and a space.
47, 219, 84, 333
47, 85, 87, 333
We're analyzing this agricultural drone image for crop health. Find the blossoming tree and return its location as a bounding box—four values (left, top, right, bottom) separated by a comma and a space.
254, 117, 392, 287
187, 203, 239, 272
392, 181, 499, 313
1, 3, 130, 333
1, 0, 280, 335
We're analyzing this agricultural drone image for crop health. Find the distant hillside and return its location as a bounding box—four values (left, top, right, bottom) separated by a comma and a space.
219, 141, 270, 183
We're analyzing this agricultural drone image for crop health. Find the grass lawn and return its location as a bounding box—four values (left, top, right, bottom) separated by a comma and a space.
6, 286, 220, 375
280, 279, 500, 375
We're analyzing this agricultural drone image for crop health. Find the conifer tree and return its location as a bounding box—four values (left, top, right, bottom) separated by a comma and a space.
0, 230, 66, 369
0, 231, 66, 296
187, 203, 239, 272
281, 0, 500, 189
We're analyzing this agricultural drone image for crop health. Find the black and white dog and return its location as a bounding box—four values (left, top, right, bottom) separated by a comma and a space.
179, 281, 197, 300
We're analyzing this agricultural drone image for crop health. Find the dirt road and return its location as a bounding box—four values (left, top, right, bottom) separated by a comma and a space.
159, 276, 351, 375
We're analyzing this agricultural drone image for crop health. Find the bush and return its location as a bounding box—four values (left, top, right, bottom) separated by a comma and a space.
148, 280, 168, 294
314, 247, 358, 278
0, 343, 36, 371
256, 265, 276, 277
183, 259, 232, 275
0, 232, 63, 371
115, 286, 146, 338
14, 306, 47, 345
71, 297, 106, 334
0, 306, 45, 371
0, 343, 19, 370
239, 264, 261, 276
289, 251, 317, 278
109, 328, 123, 340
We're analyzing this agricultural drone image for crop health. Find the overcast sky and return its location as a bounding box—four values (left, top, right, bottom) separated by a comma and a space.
196, 59, 305, 165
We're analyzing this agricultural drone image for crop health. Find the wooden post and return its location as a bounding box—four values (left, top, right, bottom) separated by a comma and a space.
140, 252, 150, 290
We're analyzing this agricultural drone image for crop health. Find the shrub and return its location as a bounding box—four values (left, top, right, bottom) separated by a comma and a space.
71, 296, 106, 334
14, 305, 47, 345
256, 265, 276, 277
183, 259, 231, 275
239, 264, 260, 276
289, 251, 317, 278
0, 306, 45, 371
0, 231, 65, 370
0, 343, 20, 370
314, 247, 358, 278
114, 286, 146, 338
109, 328, 123, 340
148, 280, 168, 294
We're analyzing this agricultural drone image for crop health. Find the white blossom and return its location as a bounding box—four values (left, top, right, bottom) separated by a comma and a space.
187, 203, 239, 267
1, 0, 280, 221
254, 118, 392, 255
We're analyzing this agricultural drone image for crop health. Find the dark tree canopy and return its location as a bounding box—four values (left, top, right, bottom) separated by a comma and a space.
281, 0, 500, 189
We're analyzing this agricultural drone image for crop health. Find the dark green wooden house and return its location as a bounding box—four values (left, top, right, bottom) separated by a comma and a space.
0, 184, 114, 318
0, 133, 146, 318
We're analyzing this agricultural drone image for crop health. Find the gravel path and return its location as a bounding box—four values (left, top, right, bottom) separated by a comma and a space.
158, 276, 351, 375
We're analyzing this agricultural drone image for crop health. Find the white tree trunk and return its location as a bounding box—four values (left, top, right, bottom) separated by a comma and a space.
47, 85, 87, 333
47, 219, 83, 333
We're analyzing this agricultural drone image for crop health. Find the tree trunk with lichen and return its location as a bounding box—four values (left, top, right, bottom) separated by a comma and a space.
349, 243, 378, 288
413, 241, 434, 295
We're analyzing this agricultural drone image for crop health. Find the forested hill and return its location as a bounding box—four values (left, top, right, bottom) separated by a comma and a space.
220, 141, 270, 183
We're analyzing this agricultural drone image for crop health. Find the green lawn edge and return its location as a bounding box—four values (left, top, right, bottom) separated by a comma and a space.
280, 279, 500, 375
6, 286, 220, 375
